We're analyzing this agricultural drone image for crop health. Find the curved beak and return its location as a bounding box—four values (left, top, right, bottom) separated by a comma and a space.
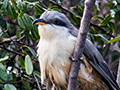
32, 19, 46, 25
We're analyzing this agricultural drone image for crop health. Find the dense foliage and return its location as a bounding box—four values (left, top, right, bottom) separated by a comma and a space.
0, 0, 120, 89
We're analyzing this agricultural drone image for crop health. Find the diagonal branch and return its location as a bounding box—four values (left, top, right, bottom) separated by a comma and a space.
68, 0, 96, 89
0, 46, 24, 57
33, 73, 42, 90
117, 59, 120, 87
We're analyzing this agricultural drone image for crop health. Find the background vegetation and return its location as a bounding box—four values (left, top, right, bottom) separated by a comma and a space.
0, 0, 120, 89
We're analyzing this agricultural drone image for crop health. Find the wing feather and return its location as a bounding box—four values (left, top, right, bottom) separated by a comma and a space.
83, 38, 119, 90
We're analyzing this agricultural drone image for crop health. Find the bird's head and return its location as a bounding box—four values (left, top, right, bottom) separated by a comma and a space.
33, 11, 77, 39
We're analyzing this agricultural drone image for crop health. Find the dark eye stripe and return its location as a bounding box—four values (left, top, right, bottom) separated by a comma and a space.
52, 18, 66, 27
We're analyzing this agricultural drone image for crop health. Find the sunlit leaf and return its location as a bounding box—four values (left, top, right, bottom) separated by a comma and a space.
22, 81, 31, 90
108, 36, 120, 43
7, 3, 17, 19
22, 13, 32, 29
4, 84, 17, 90
77, 5, 84, 13
108, 22, 116, 33
100, 14, 112, 25
18, 13, 32, 30
34, 4, 45, 15
19, 56, 25, 69
95, 34, 109, 42
1, 0, 8, 10
49, 6, 62, 12
0, 56, 9, 62
94, 5, 99, 14
16, 29, 21, 39
92, 15, 103, 20
25, 55, 33, 75
31, 25, 40, 41
0, 63, 8, 81
17, 2, 27, 12
34, 70, 41, 78
70, 14, 81, 25
23, 45, 38, 60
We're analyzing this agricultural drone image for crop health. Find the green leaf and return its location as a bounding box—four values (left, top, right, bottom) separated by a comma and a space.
22, 13, 32, 29
23, 45, 38, 60
77, 5, 84, 13
18, 13, 32, 30
4, 84, 17, 90
100, 14, 112, 25
18, 16, 26, 29
95, 34, 109, 42
0, 63, 8, 81
49, 6, 62, 12
31, 25, 40, 41
92, 15, 103, 20
1, 50, 9, 58
34, 70, 41, 78
25, 55, 33, 75
34, 4, 45, 15
0, 56, 9, 62
116, 0, 120, 3
108, 36, 120, 43
94, 5, 99, 14
70, 14, 81, 25
1, 0, 8, 10
0, 0, 8, 14
16, 29, 21, 39
19, 56, 25, 69
108, 22, 116, 33
17, 2, 27, 12
22, 81, 31, 90
114, 11, 120, 21
27, 46, 38, 60
7, 3, 17, 19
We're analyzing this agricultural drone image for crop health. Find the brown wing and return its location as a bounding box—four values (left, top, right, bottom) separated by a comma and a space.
69, 29, 119, 90
83, 38, 119, 90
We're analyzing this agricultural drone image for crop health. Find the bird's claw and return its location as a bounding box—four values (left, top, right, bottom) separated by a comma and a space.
69, 56, 84, 62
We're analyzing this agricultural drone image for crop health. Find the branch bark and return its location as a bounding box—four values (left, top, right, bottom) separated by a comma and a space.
68, 0, 96, 90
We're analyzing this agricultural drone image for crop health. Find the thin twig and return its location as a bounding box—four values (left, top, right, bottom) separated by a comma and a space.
0, 78, 27, 84
17, 35, 25, 42
0, 30, 26, 44
0, 46, 24, 57
33, 73, 41, 90
38, 0, 48, 9
48, 0, 82, 16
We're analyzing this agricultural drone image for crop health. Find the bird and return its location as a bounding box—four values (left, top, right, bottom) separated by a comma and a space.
33, 10, 119, 90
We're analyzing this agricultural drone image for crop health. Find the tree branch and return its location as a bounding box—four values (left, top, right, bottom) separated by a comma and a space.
48, 0, 82, 16
68, 0, 96, 90
0, 46, 24, 57
0, 30, 26, 45
117, 59, 120, 87
33, 73, 42, 90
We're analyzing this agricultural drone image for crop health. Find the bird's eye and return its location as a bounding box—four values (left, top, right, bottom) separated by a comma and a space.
52, 19, 59, 24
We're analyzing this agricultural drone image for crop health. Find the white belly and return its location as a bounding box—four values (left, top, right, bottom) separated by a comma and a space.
37, 35, 76, 86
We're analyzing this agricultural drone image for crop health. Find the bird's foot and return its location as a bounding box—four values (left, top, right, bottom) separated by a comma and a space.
69, 56, 84, 62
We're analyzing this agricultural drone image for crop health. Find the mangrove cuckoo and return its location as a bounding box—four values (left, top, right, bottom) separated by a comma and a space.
33, 11, 119, 90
